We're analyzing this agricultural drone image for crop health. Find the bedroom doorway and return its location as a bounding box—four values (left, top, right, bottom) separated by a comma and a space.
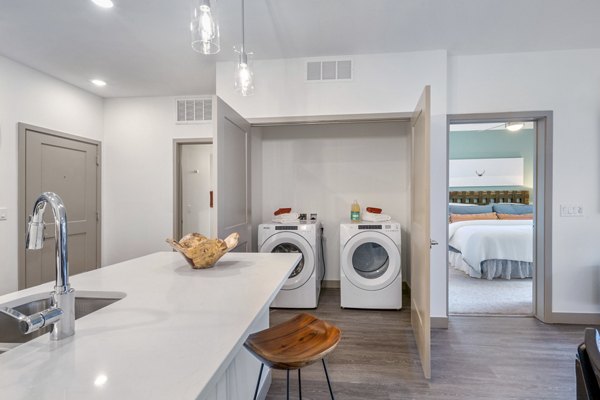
446, 112, 553, 321
447, 120, 534, 315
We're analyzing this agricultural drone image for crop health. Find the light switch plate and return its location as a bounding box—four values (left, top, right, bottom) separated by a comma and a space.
0, 208, 7, 221
560, 204, 584, 217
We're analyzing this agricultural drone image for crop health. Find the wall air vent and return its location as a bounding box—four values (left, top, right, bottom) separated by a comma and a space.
306, 60, 352, 81
175, 98, 212, 124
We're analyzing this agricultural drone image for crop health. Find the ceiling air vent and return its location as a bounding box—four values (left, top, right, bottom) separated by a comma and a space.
176, 98, 212, 123
306, 60, 352, 81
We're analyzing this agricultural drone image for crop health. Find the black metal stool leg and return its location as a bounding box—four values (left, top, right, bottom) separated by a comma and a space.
298, 369, 302, 399
286, 370, 290, 400
322, 359, 335, 400
253, 364, 264, 400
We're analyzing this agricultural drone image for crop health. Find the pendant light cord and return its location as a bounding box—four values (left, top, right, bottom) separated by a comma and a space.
241, 0, 245, 52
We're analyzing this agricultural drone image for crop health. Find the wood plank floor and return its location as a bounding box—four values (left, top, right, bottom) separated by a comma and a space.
266, 288, 586, 399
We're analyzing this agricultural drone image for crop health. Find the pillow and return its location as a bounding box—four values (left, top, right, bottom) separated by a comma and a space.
449, 204, 493, 215
497, 213, 533, 220
450, 212, 498, 223
492, 203, 533, 215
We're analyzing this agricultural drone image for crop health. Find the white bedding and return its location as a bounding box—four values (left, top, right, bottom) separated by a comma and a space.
448, 219, 533, 278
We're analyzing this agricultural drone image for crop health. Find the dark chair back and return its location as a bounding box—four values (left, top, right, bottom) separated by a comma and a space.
576, 328, 600, 400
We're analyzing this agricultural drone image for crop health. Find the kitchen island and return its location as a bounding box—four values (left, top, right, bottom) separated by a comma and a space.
0, 251, 300, 399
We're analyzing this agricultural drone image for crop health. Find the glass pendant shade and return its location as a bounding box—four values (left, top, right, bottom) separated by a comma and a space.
191, 0, 220, 55
234, 52, 254, 96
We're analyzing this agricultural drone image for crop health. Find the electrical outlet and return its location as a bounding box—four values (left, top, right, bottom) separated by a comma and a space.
0, 208, 7, 221
560, 204, 584, 217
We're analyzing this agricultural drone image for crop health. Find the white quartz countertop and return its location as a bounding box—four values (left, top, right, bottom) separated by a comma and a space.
0, 251, 300, 399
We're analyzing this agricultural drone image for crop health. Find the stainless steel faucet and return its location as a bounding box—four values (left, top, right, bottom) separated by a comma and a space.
0, 192, 75, 340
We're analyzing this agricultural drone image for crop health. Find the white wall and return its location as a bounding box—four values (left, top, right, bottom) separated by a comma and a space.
448, 49, 600, 314
260, 122, 411, 282
0, 55, 104, 295
102, 96, 212, 266
217, 51, 447, 118
218, 50, 449, 318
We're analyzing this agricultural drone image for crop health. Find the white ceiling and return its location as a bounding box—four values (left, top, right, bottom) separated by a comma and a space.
1, 0, 599, 97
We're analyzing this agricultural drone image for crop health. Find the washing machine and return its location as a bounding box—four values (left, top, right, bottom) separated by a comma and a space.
258, 221, 323, 308
340, 221, 402, 309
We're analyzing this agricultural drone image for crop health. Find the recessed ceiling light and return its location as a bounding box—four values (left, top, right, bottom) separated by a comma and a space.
91, 0, 114, 8
94, 374, 108, 387
91, 79, 107, 87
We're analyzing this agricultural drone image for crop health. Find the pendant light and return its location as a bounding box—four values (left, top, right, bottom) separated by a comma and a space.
234, 0, 254, 96
191, 0, 220, 55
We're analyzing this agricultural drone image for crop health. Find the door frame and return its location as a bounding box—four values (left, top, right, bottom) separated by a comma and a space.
446, 111, 553, 323
172, 138, 213, 241
17, 123, 102, 290
247, 112, 410, 126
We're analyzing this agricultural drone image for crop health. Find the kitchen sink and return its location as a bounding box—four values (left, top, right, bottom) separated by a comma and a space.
0, 291, 126, 353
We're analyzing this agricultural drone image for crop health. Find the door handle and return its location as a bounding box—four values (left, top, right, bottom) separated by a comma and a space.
430, 239, 438, 249
209, 191, 213, 208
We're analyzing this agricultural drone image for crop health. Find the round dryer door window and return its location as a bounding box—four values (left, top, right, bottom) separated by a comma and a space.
341, 231, 400, 291
352, 242, 390, 279
260, 232, 315, 290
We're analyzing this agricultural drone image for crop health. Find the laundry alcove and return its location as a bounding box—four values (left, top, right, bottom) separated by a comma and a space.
250, 120, 412, 286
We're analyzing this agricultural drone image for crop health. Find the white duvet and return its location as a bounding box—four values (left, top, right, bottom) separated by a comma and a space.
448, 219, 533, 277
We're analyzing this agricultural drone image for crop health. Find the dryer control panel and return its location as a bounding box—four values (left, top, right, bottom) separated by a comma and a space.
343, 222, 400, 233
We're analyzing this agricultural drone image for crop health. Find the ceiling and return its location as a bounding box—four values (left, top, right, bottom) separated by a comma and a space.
1, 0, 599, 97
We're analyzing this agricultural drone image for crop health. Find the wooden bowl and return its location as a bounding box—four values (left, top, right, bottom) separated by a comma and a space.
166, 232, 239, 269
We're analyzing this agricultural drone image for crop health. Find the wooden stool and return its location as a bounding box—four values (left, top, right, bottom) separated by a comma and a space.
244, 313, 341, 399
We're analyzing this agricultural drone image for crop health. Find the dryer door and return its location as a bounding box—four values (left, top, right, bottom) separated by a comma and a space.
260, 232, 315, 290
341, 231, 400, 291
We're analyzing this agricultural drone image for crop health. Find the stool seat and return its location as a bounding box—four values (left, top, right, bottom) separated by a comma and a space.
244, 313, 341, 370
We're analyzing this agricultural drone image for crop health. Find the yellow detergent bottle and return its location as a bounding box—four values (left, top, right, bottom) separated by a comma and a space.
351, 200, 361, 222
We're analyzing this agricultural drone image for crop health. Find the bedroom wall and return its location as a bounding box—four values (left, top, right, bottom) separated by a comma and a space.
217, 50, 449, 319
449, 128, 534, 196
102, 96, 212, 266
0, 55, 104, 295
448, 48, 600, 315
260, 122, 411, 282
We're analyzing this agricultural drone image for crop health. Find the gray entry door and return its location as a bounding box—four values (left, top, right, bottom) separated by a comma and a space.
23, 128, 100, 288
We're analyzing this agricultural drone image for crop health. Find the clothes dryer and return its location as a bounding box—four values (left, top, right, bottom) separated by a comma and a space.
340, 221, 402, 309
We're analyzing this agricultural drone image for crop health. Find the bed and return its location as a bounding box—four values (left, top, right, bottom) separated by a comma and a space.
447, 195, 534, 280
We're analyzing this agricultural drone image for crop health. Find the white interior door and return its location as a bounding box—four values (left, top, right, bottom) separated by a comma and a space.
181, 144, 212, 236
411, 86, 431, 379
212, 96, 252, 251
